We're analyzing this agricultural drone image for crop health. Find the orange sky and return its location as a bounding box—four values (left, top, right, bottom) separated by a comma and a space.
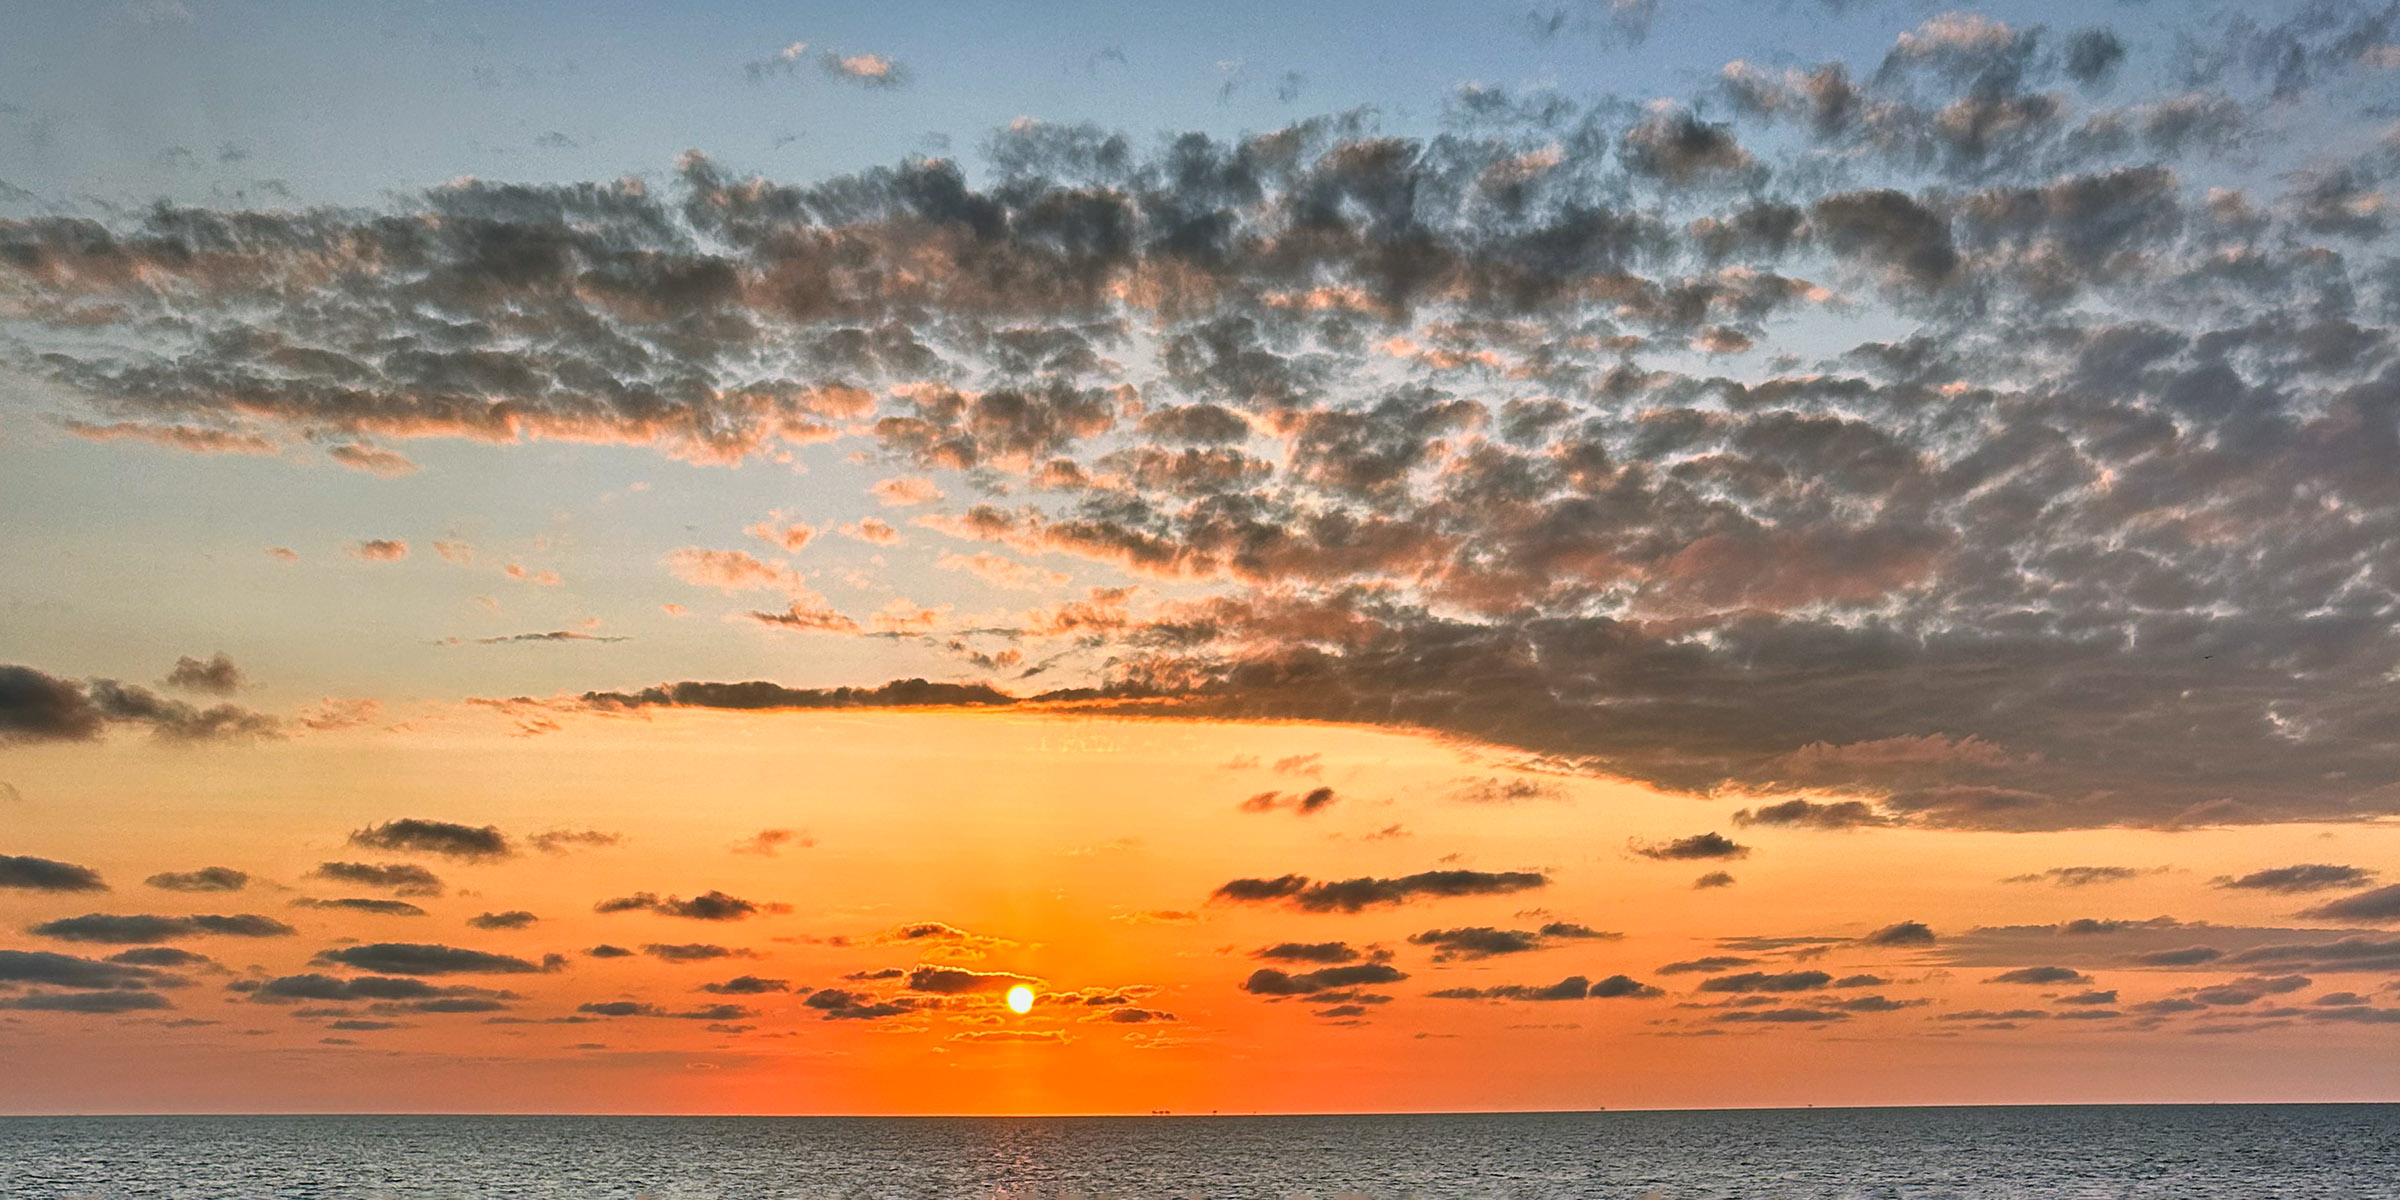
5, 706, 2398, 1114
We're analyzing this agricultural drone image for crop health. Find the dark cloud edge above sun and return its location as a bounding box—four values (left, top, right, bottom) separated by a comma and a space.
5, 4, 2400, 832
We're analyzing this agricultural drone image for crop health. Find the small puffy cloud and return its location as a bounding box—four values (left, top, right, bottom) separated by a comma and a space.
732, 829, 813, 856
468, 911, 539, 930
349, 819, 513, 861
162, 653, 243, 695
1211, 869, 1548, 913
0, 854, 108, 892
528, 830, 622, 856
2003, 866, 2151, 887
594, 890, 773, 921
311, 943, 557, 976
310, 862, 443, 897
869, 477, 943, 507
1693, 871, 1737, 889
144, 868, 247, 897
1987, 966, 2093, 985
2214, 865, 2379, 894
1862, 921, 1937, 946
745, 512, 817, 554
1631, 833, 1749, 861
2299, 885, 2400, 925
328, 443, 418, 477
349, 539, 408, 562
664, 547, 805, 594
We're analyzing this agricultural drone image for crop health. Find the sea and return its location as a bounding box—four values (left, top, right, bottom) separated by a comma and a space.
1, 1106, 2394, 1198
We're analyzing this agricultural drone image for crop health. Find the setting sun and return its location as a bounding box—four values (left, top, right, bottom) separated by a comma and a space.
1005, 985, 1036, 1016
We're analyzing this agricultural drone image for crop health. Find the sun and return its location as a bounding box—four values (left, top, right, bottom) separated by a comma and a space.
1005, 985, 1035, 1015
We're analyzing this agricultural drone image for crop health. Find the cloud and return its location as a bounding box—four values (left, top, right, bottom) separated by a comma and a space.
664, 548, 805, 594
1862, 921, 1937, 946
2298, 885, 2400, 925
0, 948, 179, 990
528, 830, 621, 856
1240, 963, 1407, 995
698, 975, 789, 994
1631, 833, 1749, 861
579, 678, 1014, 713
640, 943, 757, 963
905, 966, 1039, 995
348, 819, 513, 861
2003, 866, 2152, 887
0, 854, 108, 892
731, 829, 813, 856
1, 665, 278, 744
13, 27, 2400, 836
821, 51, 906, 87
162, 653, 243, 695
350, 539, 408, 562
1211, 869, 1548, 913
0, 990, 175, 1014
2213, 865, 2380, 894
1987, 966, 2093, 985
310, 943, 557, 976
1406, 923, 1616, 961
1696, 970, 1833, 993
1693, 872, 1736, 889
1429, 974, 1661, 1001
310, 862, 444, 897
28, 913, 295, 942
1252, 942, 1366, 964
291, 897, 429, 916
468, 911, 539, 930
593, 890, 772, 921
144, 867, 247, 892
1238, 786, 1340, 815
802, 989, 918, 1021
1731, 799, 1893, 830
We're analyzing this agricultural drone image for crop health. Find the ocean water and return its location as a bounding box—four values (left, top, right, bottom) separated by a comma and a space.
1, 1106, 2394, 1199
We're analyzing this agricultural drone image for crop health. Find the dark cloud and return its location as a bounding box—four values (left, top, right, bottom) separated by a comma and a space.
2004, 866, 2149, 887
349, 819, 513, 861
697, 975, 789, 994
467, 911, 539, 930
310, 943, 556, 975
581, 679, 1015, 713
1732, 799, 1892, 830
1862, 921, 1937, 946
527, 829, 623, 855
245, 974, 515, 1007
1211, 869, 1547, 913
1428, 973, 1660, 1001
144, 867, 248, 893
2214, 865, 2379, 894
0, 990, 174, 1014
2298, 885, 2400, 925
0, 854, 107, 892
1241, 963, 1408, 996
803, 989, 919, 1020
905, 966, 1037, 995
1238, 786, 1340, 815
0, 948, 175, 990
1693, 871, 1736, 889
291, 897, 429, 916
1631, 833, 1748, 861
1658, 956, 1756, 975
27, 913, 295, 943
1696, 970, 1834, 994
592, 890, 770, 920
162, 653, 244, 695
1988, 966, 2093, 985
1252, 941, 1365, 964
640, 943, 755, 964
584, 944, 636, 958
107, 947, 212, 968
1, 666, 278, 744
310, 862, 444, 897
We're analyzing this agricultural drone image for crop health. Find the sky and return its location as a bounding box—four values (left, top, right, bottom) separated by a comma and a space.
4, 0, 2400, 1115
